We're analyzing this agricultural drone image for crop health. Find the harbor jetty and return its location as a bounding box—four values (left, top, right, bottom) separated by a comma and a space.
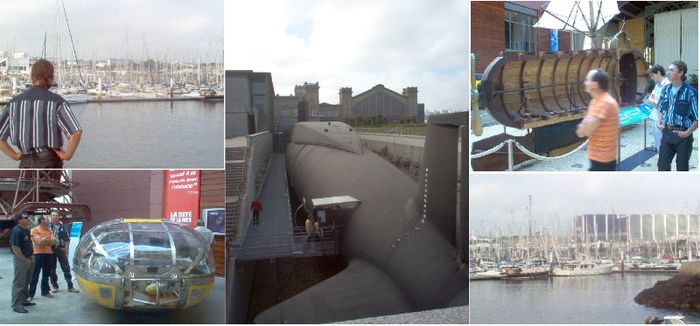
635, 262, 700, 310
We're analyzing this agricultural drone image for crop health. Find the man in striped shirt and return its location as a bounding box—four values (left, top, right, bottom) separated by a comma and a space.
0, 59, 82, 168
576, 68, 621, 171
656, 60, 698, 171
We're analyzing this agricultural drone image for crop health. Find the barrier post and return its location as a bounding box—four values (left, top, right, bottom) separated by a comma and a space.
507, 139, 514, 171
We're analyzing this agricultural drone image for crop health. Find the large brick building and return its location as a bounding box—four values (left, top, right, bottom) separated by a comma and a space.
274, 83, 424, 123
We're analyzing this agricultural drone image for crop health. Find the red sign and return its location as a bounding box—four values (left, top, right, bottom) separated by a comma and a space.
163, 170, 200, 228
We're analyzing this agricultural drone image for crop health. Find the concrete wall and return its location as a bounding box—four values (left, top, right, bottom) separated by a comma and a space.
231, 132, 272, 247
360, 137, 423, 181
226, 72, 253, 137
680, 261, 700, 276
226, 70, 275, 137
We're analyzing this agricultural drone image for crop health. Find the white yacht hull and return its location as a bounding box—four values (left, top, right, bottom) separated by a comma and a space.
553, 263, 614, 276
63, 93, 88, 103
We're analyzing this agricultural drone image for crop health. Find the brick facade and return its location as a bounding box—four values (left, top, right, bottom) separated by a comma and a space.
472, 1, 505, 73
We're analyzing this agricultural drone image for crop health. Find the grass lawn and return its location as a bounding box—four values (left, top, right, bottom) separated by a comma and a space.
354, 123, 426, 135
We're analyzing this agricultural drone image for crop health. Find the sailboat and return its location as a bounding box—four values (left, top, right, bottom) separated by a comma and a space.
55, 0, 87, 104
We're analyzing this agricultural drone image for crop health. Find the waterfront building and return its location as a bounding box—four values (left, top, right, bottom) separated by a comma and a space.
0, 52, 31, 75
574, 213, 700, 243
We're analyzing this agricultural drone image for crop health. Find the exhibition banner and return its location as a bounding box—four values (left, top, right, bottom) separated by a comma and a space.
163, 170, 200, 228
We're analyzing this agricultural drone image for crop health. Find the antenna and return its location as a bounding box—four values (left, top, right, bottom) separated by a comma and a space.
528, 194, 533, 238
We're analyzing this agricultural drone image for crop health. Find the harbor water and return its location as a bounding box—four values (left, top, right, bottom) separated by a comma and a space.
470, 273, 700, 324
0, 100, 224, 168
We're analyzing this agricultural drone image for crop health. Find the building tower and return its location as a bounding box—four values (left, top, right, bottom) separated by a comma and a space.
339, 87, 353, 118
402, 87, 418, 122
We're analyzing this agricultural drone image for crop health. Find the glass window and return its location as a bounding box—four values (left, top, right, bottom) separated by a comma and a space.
505, 9, 536, 51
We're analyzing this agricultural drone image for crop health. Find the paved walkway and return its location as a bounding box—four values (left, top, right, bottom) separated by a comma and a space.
238, 153, 294, 261
471, 110, 698, 171
0, 250, 224, 323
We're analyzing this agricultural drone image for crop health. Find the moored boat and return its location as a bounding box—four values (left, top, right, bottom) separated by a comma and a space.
552, 261, 614, 276
470, 269, 506, 280
502, 265, 550, 279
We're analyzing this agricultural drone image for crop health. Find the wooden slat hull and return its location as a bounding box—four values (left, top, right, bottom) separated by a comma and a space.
479, 49, 649, 129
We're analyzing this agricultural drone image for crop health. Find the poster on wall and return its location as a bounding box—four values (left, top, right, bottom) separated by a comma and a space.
163, 170, 200, 228
203, 208, 225, 235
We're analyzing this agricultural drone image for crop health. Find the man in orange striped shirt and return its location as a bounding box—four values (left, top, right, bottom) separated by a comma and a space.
576, 69, 621, 171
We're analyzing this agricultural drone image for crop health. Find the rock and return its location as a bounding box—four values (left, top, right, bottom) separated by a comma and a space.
635, 275, 700, 311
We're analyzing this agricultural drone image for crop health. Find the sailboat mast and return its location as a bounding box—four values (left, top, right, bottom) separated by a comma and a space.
56, 0, 61, 89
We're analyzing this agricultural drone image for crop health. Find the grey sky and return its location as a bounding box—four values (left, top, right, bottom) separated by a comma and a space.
225, 0, 468, 114
469, 173, 700, 237
0, 0, 223, 63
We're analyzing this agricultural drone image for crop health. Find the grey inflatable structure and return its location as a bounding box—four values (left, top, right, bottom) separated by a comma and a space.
254, 112, 468, 323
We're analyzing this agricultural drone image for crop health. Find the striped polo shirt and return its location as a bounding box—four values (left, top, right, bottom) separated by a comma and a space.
658, 82, 699, 128
586, 92, 620, 163
0, 86, 82, 154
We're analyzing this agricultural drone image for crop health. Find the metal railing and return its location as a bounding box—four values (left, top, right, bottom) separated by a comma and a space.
235, 226, 341, 261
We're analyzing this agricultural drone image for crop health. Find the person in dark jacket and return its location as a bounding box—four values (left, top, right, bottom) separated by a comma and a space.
48, 210, 79, 293
10, 212, 35, 313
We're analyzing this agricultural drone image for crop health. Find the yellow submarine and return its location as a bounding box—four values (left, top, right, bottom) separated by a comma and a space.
72, 218, 215, 310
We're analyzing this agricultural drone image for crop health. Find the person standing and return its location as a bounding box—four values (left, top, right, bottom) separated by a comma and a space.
194, 219, 215, 246
27, 216, 57, 301
48, 210, 79, 293
656, 60, 699, 171
10, 212, 35, 313
576, 68, 621, 171
250, 198, 262, 225
0, 59, 82, 168
646, 65, 671, 152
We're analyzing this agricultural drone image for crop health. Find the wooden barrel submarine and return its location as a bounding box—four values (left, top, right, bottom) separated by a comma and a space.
472, 49, 650, 170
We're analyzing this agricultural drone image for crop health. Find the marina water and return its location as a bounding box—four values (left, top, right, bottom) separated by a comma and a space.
0, 100, 224, 168
470, 273, 700, 324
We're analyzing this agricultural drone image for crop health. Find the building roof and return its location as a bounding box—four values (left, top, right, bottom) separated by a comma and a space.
352, 84, 408, 102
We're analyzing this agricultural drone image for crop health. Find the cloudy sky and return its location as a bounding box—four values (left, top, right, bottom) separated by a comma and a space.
0, 0, 223, 63
470, 173, 700, 237
225, 0, 468, 114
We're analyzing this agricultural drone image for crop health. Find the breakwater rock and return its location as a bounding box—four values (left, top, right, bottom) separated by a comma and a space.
635, 275, 700, 310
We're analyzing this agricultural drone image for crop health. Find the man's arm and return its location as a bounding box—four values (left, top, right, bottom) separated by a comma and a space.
648, 94, 658, 107
32, 234, 57, 246
53, 130, 82, 161
576, 115, 603, 138
0, 139, 21, 160
11, 246, 27, 261
676, 120, 698, 139
676, 90, 699, 138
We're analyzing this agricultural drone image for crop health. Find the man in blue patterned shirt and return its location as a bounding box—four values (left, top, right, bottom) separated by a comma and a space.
0, 59, 82, 168
656, 60, 698, 171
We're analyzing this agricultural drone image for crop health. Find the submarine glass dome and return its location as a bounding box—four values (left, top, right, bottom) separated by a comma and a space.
73, 219, 215, 309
